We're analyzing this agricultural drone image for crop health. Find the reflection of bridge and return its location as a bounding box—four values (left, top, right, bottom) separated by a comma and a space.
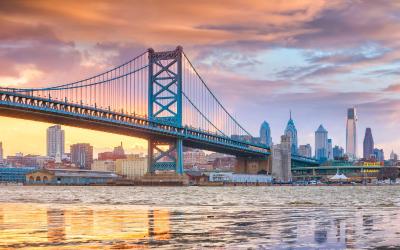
0, 46, 316, 173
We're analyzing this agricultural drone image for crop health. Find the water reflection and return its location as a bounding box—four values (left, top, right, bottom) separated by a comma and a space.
0, 200, 399, 248
0, 203, 170, 249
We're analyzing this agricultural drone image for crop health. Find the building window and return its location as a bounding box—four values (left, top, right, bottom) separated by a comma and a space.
29, 176, 34, 182
43, 176, 48, 182
35, 176, 41, 182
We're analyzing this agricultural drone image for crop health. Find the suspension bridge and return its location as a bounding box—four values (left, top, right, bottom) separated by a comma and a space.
0, 46, 317, 174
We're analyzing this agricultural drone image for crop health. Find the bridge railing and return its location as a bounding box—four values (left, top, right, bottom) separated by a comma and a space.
0, 89, 269, 155
0, 47, 270, 154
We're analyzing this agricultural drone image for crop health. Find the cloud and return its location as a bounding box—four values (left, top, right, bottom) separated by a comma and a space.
0, 0, 400, 154
384, 84, 400, 92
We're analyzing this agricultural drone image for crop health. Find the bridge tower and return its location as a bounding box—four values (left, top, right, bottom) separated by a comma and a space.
147, 46, 184, 174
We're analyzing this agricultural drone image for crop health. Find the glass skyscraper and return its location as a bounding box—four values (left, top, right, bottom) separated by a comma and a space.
260, 121, 272, 147
284, 111, 298, 155
315, 124, 328, 161
363, 127, 374, 160
346, 108, 357, 159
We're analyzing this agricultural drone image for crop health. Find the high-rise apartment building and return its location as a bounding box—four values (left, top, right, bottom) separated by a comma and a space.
284, 112, 298, 155
46, 125, 65, 159
363, 128, 374, 160
260, 121, 272, 147
346, 108, 357, 159
315, 125, 328, 161
70, 143, 93, 169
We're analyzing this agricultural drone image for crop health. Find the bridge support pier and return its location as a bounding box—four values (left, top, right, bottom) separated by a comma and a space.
235, 156, 271, 174
148, 138, 183, 174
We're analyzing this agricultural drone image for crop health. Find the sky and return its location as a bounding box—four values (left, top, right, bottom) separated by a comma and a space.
0, 0, 400, 158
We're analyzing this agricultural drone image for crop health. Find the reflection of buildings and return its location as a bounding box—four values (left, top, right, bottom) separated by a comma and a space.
47, 209, 65, 242
0, 203, 171, 248
314, 221, 329, 244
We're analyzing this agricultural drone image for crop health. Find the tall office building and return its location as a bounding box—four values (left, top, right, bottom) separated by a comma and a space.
363, 128, 374, 160
373, 148, 384, 162
346, 108, 357, 159
333, 145, 344, 159
0, 142, 3, 161
284, 111, 298, 155
70, 143, 93, 169
327, 139, 333, 160
315, 125, 328, 161
47, 125, 65, 159
260, 121, 272, 147
298, 144, 312, 158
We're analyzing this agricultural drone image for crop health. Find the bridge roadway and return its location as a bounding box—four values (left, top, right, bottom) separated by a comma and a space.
0, 90, 270, 158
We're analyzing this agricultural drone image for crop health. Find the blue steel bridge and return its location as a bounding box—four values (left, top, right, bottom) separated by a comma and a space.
0, 46, 317, 174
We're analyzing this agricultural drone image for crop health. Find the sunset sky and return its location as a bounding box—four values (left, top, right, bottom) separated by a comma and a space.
1, 0, 400, 157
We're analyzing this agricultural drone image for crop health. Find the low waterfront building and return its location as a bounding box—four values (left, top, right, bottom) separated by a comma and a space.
116, 154, 147, 180
0, 167, 36, 183
91, 160, 116, 172
26, 169, 118, 185
208, 172, 272, 184
291, 161, 387, 183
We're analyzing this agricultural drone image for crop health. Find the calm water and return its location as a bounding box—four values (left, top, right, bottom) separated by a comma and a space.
0, 186, 399, 249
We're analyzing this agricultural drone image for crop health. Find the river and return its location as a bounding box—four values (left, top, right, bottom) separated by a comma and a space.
0, 185, 399, 249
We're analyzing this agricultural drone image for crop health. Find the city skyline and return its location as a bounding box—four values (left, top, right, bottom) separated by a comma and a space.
0, 1, 399, 155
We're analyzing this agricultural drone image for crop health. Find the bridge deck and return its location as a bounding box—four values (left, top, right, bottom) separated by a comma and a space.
0, 91, 270, 158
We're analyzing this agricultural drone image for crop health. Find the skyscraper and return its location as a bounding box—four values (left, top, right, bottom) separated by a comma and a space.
346, 107, 357, 159
315, 125, 328, 161
373, 148, 384, 162
284, 111, 298, 155
70, 143, 93, 169
260, 121, 272, 147
363, 128, 374, 160
47, 125, 65, 159
327, 139, 333, 160
333, 145, 344, 159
